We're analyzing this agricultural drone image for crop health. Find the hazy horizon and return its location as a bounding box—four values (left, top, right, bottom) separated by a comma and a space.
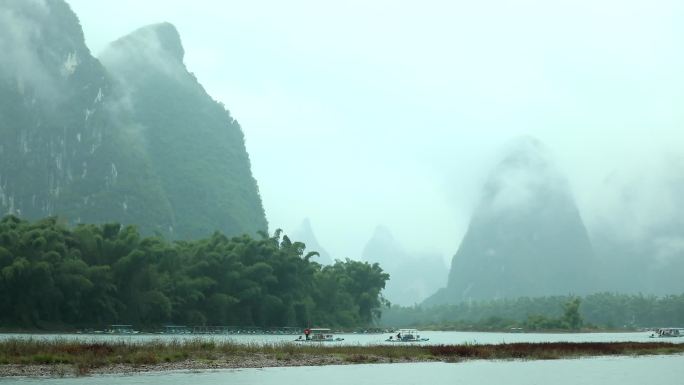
67, 0, 684, 263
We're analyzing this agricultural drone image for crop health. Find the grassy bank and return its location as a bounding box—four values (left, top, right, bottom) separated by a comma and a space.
1, 339, 683, 377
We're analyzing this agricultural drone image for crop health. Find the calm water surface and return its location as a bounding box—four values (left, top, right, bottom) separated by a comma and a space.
4, 355, 683, 385
0, 330, 680, 345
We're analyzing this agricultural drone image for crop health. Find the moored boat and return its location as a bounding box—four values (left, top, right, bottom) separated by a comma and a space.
105, 324, 140, 334
295, 328, 344, 342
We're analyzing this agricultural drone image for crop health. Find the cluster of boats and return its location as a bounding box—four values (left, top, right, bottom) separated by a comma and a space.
293, 328, 429, 343
81, 325, 308, 335
292, 327, 684, 343
77, 325, 141, 334
81, 326, 683, 340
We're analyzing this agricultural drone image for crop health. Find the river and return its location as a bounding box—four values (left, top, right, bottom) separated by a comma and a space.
4, 355, 683, 385
0, 330, 680, 345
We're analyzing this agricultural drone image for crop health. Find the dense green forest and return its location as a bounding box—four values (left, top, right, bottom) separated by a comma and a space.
0, 216, 389, 329
382, 293, 684, 330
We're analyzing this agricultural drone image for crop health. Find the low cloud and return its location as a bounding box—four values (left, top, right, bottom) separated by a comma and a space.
0, 0, 60, 100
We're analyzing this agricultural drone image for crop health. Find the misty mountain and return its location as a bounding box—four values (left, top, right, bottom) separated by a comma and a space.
99, 23, 267, 239
363, 225, 447, 306
426, 138, 596, 305
590, 160, 684, 295
0, 0, 171, 231
290, 218, 333, 265
0, 0, 267, 238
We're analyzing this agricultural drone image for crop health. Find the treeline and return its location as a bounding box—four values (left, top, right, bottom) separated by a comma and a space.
0, 216, 389, 329
381, 293, 684, 330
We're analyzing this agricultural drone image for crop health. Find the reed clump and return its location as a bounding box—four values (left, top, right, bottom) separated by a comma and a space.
426, 342, 684, 359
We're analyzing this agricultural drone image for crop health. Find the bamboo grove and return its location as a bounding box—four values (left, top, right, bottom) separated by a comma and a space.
0, 216, 389, 329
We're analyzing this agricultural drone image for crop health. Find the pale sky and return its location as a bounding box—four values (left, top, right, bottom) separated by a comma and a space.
67, 0, 684, 262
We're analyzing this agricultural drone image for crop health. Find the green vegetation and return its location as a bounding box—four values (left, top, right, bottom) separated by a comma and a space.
382, 293, 684, 330
516, 298, 584, 331
0, 215, 389, 329
2, 338, 683, 376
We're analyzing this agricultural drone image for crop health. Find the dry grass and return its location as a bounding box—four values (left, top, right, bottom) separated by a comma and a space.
427, 341, 684, 359
1, 338, 682, 376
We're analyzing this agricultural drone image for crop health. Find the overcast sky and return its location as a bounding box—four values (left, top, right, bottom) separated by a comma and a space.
67, 0, 684, 262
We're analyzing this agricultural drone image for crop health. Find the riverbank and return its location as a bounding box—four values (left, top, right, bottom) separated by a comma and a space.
1, 339, 682, 377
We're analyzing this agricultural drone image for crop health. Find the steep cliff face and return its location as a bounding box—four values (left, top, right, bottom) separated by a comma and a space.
363, 226, 448, 306
0, 1, 267, 238
99, 23, 267, 239
427, 138, 596, 304
0, 0, 104, 220
0, 0, 173, 231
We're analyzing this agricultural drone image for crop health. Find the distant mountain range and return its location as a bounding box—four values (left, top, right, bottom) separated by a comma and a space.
1, 1, 680, 305
0, 0, 267, 238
